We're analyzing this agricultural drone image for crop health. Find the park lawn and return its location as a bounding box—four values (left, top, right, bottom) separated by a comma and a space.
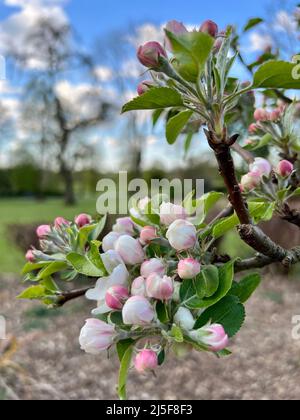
0, 197, 97, 274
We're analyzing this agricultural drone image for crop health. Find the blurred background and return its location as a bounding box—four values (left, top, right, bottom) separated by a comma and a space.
1, 0, 300, 400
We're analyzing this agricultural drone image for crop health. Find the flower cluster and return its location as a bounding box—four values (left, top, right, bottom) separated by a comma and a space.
79, 200, 229, 376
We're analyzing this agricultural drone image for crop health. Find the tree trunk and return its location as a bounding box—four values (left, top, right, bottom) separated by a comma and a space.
60, 163, 76, 205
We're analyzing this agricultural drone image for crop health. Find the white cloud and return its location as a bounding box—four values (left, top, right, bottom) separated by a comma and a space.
273, 10, 298, 34
248, 32, 273, 52
94, 66, 114, 82
127, 23, 164, 48
0, 0, 69, 69
120, 58, 143, 79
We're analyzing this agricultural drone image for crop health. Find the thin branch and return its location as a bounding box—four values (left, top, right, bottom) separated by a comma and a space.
238, 224, 300, 267
234, 254, 274, 273
280, 203, 300, 229
231, 143, 255, 164
56, 288, 90, 307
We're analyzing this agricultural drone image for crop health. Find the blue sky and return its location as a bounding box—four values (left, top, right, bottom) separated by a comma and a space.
0, 0, 275, 43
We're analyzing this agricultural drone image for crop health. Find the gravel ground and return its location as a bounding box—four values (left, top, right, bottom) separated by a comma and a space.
1, 274, 300, 400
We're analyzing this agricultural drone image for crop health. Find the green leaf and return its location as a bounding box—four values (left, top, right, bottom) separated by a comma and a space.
188, 191, 224, 225
229, 273, 261, 303
156, 301, 170, 323
195, 265, 219, 298
170, 325, 184, 343
17, 285, 50, 300
116, 339, 135, 362
37, 261, 68, 280
87, 241, 107, 273
184, 132, 194, 158
212, 214, 239, 238
165, 30, 214, 82
194, 295, 246, 337
152, 109, 164, 127
158, 349, 165, 365
180, 279, 196, 302
243, 17, 264, 32
22, 262, 50, 275
122, 87, 183, 113
66, 253, 105, 277
166, 110, 193, 145
244, 133, 273, 151
78, 215, 107, 250
253, 61, 300, 90
184, 260, 235, 310
118, 345, 134, 400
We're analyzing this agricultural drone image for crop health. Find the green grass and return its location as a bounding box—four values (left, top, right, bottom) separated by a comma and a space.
0, 197, 97, 274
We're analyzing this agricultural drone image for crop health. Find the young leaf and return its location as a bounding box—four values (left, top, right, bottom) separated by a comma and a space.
243, 17, 264, 32
87, 241, 107, 273
17, 285, 50, 300
116, 339, 135, 362
22, 262, 50, 275
194, 295, 246, 337
118, 345, 134, 400
66, 253, 105, 277
156, 301, 170, 323
195, 265, 219, 298
229, 273, 261, 303
166, 110, 193, 145
253, 61, 300, 90
122, 87, 183, 113
37, 261, 69, 280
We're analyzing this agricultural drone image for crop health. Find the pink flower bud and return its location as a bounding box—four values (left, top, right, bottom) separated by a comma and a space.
105, 285, 129, 311
248, 123, 259, 134
102, 232, 122, 253
141, 258, 165, 278
160, 202, 187, 226
165, 20, 188, 51
137, 80, 155, 96
269, 108, 282, 122
75, 213, 92, 228
249, 158, 272, 177
122, 296, 155, 326
115, 235, 145, 265
36, 224, 51, 238
113, 217, 135, 235
79, 319, 116, 354
199, 20, 219, 37
254, 108, 269, 122
276, 160, 294, 177
140, 226, 158, 245
134, 349, 158, 373
137, 42, 167, 68
146, 273, 174, 301
189, 323, 229, 352
178, 258, 201, 279
54, 217, 70, 229
25, 250, 35, 263
240, 172, 261, 191
166, 219, 197, 251
131, 276, 147, 297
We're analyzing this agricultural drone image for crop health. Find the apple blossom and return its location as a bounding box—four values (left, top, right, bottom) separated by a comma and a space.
276, 160, 294, 177
240, 172, 261, 191
36, 224, 51, 238
248, 123, 259, 134
114, 235, 145, 265
102, 232, 122, 253
137, 42, 167, 68
141, 258, 165, 278
165, 20, 188, 51
138, 197, 150, 212
199, 20, 219, 37
254, 108, 269, 122
131, 276, 147, 297
178, 258, 201, 279
137, 80, 155, 96
146, 273, 174, 301
113, 217, 135, 235
105, 285, 129, 311
270, 108, 282, 122
79, 319, 116, 355
166, 219, 197, 251
249, 158, 272, 177
189, 324, 229, 352
140, 226, 158, 245
174, 308, 195, 331
54, 217, 70, 229
25, 250, 35, 263
75, 213, 92, 228
122, 296, 155, 326
134, 349, 158, 373
160, 202, 187, 226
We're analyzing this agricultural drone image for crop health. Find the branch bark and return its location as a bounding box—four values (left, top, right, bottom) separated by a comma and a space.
56, 288, 90, 307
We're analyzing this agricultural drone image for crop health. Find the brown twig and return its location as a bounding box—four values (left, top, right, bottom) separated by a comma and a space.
56, 288, 91, 307
234, 255, 274, 273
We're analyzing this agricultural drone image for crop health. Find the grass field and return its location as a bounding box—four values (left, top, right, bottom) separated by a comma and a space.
0, 197, 97, 273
